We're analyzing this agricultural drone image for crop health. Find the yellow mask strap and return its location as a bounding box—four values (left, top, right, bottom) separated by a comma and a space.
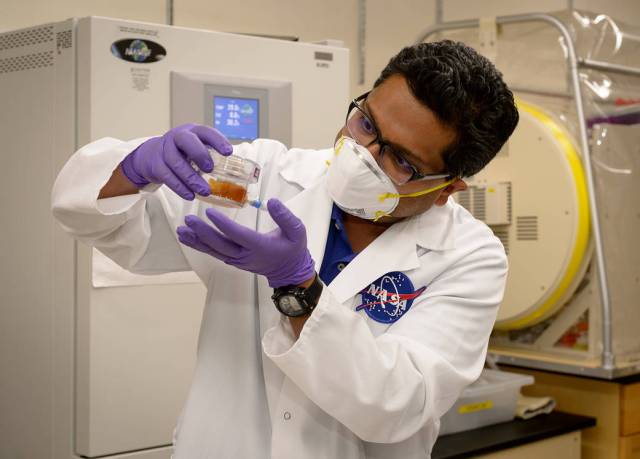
377, 178, 456, 202
328, 136, 348, 167
335, 136, 346, 155
373, 210, 389, 222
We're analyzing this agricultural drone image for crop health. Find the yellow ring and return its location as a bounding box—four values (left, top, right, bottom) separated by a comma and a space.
495, 100, 591, 330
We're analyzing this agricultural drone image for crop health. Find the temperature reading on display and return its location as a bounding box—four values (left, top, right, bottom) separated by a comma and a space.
214, 96, 259, 141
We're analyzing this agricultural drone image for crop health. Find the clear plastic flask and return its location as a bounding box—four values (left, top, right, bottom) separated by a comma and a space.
195, 149, 263, 209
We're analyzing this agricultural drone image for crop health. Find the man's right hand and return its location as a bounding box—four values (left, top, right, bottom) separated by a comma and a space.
120, 124, 234, 200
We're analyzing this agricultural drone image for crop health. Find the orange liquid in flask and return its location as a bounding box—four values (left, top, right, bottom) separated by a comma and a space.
208, 178, 248, 205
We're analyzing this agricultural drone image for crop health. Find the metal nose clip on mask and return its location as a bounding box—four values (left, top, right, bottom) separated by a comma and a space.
326, 136, 455, 221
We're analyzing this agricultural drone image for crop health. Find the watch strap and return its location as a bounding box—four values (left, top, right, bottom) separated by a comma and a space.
302, 274, 323, 308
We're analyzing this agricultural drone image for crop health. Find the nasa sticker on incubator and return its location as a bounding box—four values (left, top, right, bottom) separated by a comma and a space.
110, 38, 167, 63
110, 38, 167, 92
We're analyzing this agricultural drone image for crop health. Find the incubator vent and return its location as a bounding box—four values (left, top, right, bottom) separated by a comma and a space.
0, 24, 57, 75
507, 183, 512, 224
516, 216, 539, 241
472, 186, 487, 221
457, 185, 486, 219
456, 183, 510, 226
0, 51, 53, 74
492, 227, 510, 255
0, 25, 54, 51
56, 30, 72, 51
457, 188, 471, 211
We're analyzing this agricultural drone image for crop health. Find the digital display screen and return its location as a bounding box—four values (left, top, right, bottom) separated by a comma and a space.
214, 96, 259, 141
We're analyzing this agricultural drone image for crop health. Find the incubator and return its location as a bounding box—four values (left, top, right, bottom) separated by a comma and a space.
0, 15, 349, 458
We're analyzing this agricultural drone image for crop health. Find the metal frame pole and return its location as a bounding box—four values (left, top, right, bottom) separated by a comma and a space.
415, 13, 616, 370
357, 0, 366, 85
166, 0, 174, 25
580, 58, 640, 77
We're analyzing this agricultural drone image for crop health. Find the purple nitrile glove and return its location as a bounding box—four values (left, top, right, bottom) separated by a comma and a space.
121, 123, 234, 200
176, 198, 316, 288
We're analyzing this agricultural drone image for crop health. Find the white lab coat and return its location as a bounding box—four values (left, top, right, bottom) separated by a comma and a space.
52, 137, 508, 459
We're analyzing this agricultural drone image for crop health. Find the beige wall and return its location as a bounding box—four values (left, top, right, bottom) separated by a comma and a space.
1, 0, 639, 98
0, 0, 166, 29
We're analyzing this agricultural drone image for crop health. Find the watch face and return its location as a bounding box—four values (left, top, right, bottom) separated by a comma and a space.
279, 294, 303, 314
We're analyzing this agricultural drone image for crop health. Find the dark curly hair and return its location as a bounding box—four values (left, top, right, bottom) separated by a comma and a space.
374, 40, 519, 178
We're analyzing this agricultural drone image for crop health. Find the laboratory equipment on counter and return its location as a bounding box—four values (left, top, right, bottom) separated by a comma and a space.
416, 10, 640, 379
0, 16, 348, 459
438, 369, 534, 436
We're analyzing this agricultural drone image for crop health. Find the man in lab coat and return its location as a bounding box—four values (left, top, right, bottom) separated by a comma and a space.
52, 40, 519, 458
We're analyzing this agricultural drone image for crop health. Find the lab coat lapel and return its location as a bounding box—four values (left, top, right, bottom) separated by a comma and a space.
326, 200, 457, 304
266, 177, 333, 271
327, 217, 421, 304
287, 179, 333, 269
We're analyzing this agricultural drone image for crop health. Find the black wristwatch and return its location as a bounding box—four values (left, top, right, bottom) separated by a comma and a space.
271, 274, 324, 317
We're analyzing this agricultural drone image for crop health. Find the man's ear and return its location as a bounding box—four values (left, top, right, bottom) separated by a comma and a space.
434, 178, 467, 206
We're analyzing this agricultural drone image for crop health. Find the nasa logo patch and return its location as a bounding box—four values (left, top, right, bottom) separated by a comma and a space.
356, 272, 426, 324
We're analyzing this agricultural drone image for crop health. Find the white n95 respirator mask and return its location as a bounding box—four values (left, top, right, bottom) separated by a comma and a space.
326, 136, 454, 221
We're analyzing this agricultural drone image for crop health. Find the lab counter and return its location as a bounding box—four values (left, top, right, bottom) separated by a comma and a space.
432, 411, 596, 458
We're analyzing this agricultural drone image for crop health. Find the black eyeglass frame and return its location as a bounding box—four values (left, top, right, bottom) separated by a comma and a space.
346, 91, 452, 183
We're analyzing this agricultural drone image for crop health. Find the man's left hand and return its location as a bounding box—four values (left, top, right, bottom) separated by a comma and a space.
177, 198, 316, 288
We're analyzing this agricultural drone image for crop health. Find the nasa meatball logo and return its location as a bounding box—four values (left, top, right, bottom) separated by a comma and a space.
110, 39, 166, 63
356, 272, 426, 324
